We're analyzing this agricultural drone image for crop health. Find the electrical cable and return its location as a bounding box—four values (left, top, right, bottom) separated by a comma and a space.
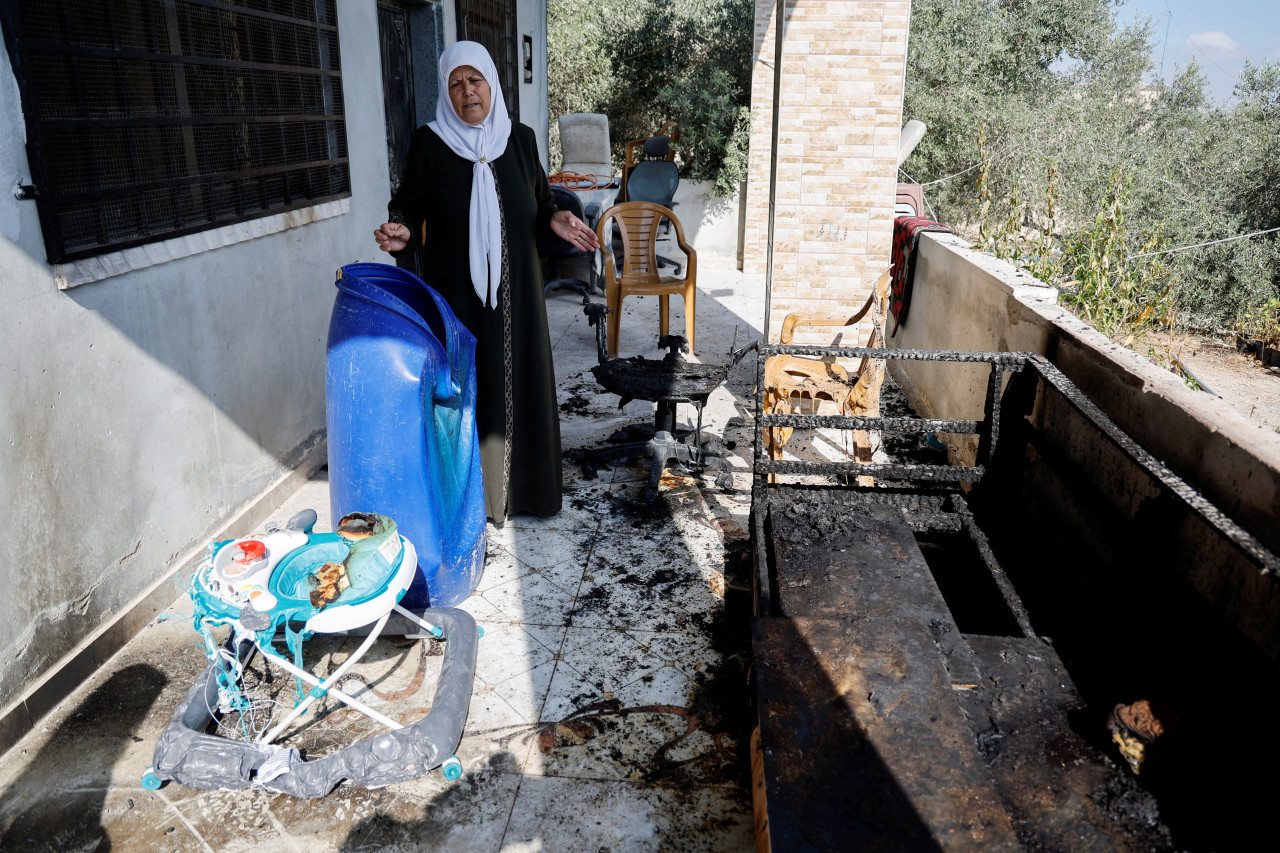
1130, 225, 1280, 259
915, 144, 1011, 187
548, 171, 610, 190
1160, 1, 1242, 90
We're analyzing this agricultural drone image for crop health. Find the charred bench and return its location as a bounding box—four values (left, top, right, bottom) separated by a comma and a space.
749, 349, 1280, 852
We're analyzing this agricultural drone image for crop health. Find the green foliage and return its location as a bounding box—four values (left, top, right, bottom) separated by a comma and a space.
547, 0, 752, 195
546, 0, 615, 169
1060, 169, 1172, 340
1235, 299, 1280, 347
973, 126, 1062, 283
1027, 160, 1061, 283
903, 0, 1280, 331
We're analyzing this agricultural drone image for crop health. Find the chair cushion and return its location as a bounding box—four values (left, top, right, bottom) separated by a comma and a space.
642, 135, 671, 157
558, 113, 611, 166
626, 161, 679, 208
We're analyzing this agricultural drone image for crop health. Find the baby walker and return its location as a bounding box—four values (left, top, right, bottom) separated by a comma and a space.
145, 509, 480, 799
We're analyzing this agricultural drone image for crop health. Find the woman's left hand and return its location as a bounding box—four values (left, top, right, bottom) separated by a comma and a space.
550, 210, 600, 252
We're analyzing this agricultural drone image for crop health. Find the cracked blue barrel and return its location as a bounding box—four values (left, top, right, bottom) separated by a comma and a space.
326, 263, 486, 609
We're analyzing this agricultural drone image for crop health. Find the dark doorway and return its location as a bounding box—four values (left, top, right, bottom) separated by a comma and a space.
455, 0, 519, 122
379, 2, 416, 198
378, 2, 444, 277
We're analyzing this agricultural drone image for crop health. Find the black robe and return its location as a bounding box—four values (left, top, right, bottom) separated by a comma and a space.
389, 122, 561, 521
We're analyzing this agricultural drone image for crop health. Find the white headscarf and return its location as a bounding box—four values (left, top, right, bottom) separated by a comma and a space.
429, 41, 512, 308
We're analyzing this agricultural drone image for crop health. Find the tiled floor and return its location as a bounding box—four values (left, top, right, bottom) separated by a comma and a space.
0, 256, 767, 852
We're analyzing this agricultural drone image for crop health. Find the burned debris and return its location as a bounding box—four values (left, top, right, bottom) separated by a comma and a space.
750, 346, 1280, 851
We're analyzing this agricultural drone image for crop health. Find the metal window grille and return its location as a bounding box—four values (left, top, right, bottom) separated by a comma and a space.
454, 0, 518, 122
1, 0, 350, 264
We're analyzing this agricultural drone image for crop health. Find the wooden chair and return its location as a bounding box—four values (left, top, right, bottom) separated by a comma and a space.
763, 269, 893, 482
595, 202, 697, 358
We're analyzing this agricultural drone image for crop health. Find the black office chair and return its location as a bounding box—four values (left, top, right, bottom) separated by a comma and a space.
620, 125, 679, 202
540, 186, 598, 299
625, 137, 679, 208
619, 137, 682, 274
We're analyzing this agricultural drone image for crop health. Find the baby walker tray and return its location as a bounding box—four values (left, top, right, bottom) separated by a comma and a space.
147, 510, 479, 798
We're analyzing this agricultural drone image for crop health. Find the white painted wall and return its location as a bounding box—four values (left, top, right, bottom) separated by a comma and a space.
671, 180, 746, 267
0, 3, 391, 715
519, 0, 550, 168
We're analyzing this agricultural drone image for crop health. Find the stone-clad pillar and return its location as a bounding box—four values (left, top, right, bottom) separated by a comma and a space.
744, 1, 910, 344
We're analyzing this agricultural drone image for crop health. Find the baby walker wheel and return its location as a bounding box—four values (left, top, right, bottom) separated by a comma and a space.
141, 767, 163, 791
441, 755, 463, 781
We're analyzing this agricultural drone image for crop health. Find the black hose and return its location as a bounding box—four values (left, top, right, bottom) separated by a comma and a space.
1170, 355, 1220, 397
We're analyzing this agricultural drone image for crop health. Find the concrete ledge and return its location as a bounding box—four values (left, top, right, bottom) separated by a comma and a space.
753, 616, 1021, 851
55, 199, 351, 289
888, 233, 1280, 660
0, 433, 327, 757
890, 232, 1280, 556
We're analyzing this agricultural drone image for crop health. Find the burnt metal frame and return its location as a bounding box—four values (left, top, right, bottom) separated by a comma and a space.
579, 301, 754, 500
0, 0, 350, 264
752, 345, 1022, 486
750, 346, 1280, 620
752, 345, 1021, 622
1029, 356, 1280, 577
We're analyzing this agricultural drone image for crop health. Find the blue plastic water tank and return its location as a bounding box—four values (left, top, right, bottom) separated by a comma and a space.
326, 263, 487, 609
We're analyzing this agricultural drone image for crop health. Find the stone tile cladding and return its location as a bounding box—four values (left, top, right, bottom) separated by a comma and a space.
744, 1, 910, 344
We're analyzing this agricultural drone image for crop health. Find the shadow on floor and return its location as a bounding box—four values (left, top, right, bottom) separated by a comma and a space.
0, 664, 168, 851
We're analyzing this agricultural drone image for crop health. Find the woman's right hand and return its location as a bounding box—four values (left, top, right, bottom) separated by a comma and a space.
374, 222, 411, 253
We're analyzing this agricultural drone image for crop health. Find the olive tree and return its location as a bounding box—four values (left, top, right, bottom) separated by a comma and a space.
547, 0, 753, 195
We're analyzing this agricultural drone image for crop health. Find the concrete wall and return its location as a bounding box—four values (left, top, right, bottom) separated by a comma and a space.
890, 233, 1280, 658
887, 233, 1060, 461
0, 4, 391, 744
744, 0, 910, 343
890, 232, 1280, 554
671, 180, 746, 267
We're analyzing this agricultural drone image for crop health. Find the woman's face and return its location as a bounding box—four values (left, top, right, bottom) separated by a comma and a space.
448, 65, 491, 125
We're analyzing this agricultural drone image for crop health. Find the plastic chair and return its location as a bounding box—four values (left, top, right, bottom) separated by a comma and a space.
558, 113, 613, 183
596, 201, 697, 358
539, 186, 597, 299
763, 268, 893, 482
622, 136, 682, 273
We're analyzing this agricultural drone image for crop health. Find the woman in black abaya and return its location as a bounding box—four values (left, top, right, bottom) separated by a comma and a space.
374, 41, 597, 523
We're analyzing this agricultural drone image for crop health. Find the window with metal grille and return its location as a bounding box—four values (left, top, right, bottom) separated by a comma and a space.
454, 0, 518, 122
0, 0, 349, 265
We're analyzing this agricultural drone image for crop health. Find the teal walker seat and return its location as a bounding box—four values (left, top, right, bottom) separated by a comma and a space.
149, 511, 479, 798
